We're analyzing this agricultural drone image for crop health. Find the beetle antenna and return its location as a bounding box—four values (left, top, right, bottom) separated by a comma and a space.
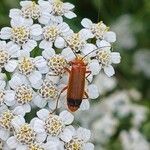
81, 45, 112, 60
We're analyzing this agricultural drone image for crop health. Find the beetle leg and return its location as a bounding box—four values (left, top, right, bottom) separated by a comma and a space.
64, 67, 71, 74
51, 86, 68, 114
83, 91, 89, 99
85, 71, 92, 83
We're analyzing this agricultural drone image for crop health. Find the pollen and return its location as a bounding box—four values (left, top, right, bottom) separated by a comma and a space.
18, 57, 35, 75
15, 84, 33, 104
0, 110, 14, 130
91, 21, 109, 39
28, 143, 44, 150
52, 0, 64, 16
38, 80, 58, 99
67, 33, 85, 52
47, 55, 68, 75
15, 124, 36, 145
96, 49, 111, 66
0, 50, 9, 68
0, 90, 5, 105
65, 138, 84, 150
11, 27, 30, 45
43, 26, 59, 41
21, 1, 41, 20
45, 115, 64, 136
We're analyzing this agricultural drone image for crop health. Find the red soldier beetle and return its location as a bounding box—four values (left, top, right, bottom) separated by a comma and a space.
51, 45, 111, 113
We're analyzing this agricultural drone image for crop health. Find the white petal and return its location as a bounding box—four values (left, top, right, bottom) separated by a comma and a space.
4, 90, 15, 106
6, 136, 18, 149
28, 71, 42, 85
111, 52, 121, 64
104, 31, 116, 43
0, 80, 6, 90
39, 40, 53, 50
9, 9, 21, 19
59, 110, 74, 125
20, 1, 32, 7
42, 48, 55, 59
36, 132, 47, 143
54, 37, 66, 49
79, 100, 90, 110
16, 144, 27, 150
22, 103, 31, 113
0, 27, 12, 39
87, 84, 99, 99
7, 41, 20, 57
81, 18, 93, 28
11, 116, 25, 129
63, 3, 75, 10
22, 40, 37, 52
12, 106, 25, 117
0, 128, 10, 141
89, 60, 101, 75
59, 126, 74, 142
82, 44, 97, 57
76, 127, 91, 142
0, 41, 7, 49
33, 95, 47, 108
33, 119, 45, 133
38, 12, 51, 25
96, 40, 111, 50
48, 100, 61, 110
37, 109, 50, 121
80, 29, 94, 40
30, 24, 42, 37
34, 56, 47, 69
104, 65, 115, 77
4, 60, 18, 72
64, 11, 77, 19
83, 143, 94, 150
61, 47, 76, 61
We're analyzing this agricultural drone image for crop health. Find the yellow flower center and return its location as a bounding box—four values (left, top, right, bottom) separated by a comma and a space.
48, 55, 68, 75
18, 57, 35, 75
15, 85, 33, 104
43, 26, 59, 41
0, 50, 9, 68
0, 110, 14, 130
21, 1, 41, 19
0, 90, 5, 105
67, 33, 85, 52
52, 0, 64, 16
97, 50, 111, 66
65, 138, 84, 150
16, 124, 36, 145
91, 21, 109, 39
45, 115, 64, 136
39, 80, 58, 99
11, 27, 30, 45
28, 143, 44, 150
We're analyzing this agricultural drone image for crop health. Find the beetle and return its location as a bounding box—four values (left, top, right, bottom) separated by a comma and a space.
51, 46, 110, 113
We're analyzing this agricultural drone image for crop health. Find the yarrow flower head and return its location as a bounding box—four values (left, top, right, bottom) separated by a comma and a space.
0, 0, 121, 149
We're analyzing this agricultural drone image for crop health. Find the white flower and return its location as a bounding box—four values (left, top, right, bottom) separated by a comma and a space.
65, 32, 96, 53
0, 17, 42, 52
0, 73, 7, 91
0, 41, 19, 73
40, 22, 73, 50
0, 106, 25, 142
89, 40, 121, 77
10, 52, 47, 88
33, 80, 61, 109
39, 0, 76, 23
33, 109, 74, 142
42, 47, 72, 76
6, 116, 41, 150
64, 127, 94, 150
9, 1, 52, 25
81, 18, 116, 43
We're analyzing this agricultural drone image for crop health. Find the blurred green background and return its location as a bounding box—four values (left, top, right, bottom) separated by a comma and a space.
0, 0, 149, 149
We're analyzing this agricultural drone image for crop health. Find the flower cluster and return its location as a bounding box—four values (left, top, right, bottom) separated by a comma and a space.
0, 0, 120, 149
